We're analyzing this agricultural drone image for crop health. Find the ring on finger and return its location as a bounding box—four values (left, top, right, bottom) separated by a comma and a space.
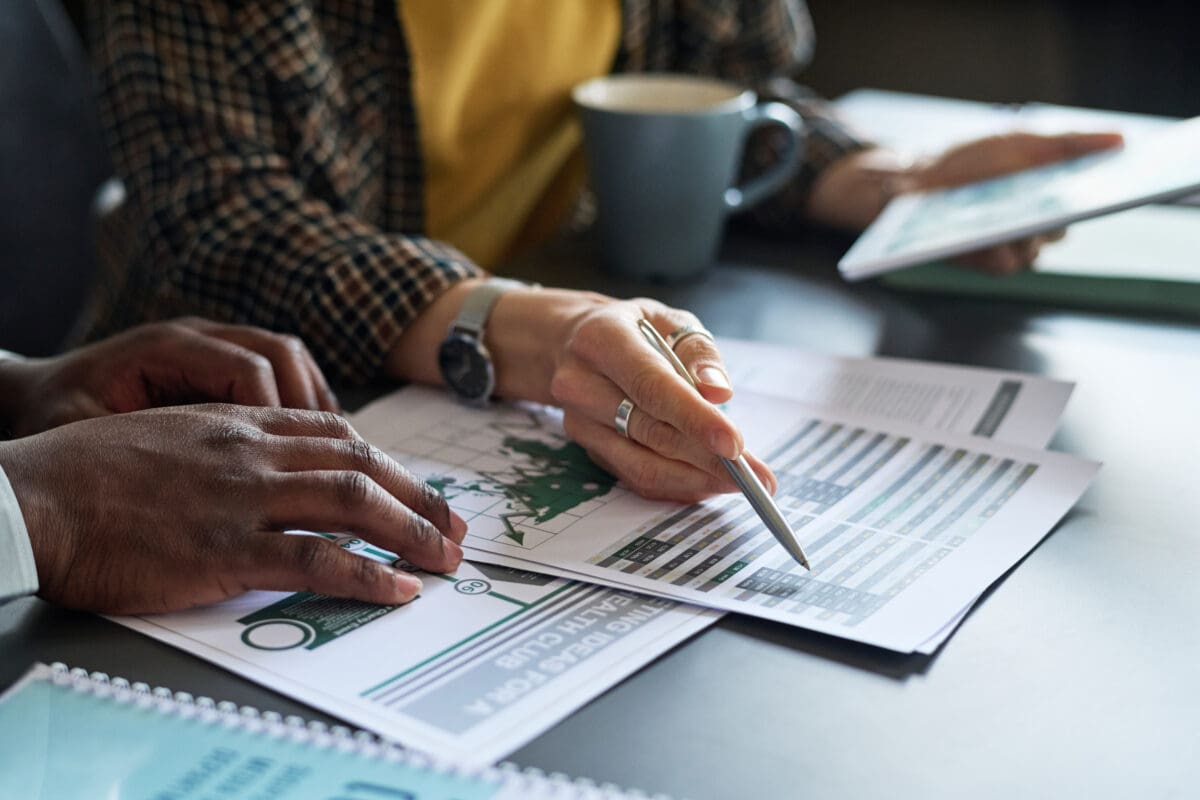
667, 324, 715, 352
614, 397, 635, 438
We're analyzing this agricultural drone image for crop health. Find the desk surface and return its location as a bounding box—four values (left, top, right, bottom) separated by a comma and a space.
3, 229, 1198, 799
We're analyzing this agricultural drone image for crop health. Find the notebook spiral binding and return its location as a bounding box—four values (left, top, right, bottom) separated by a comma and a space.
45, 663, 669, 800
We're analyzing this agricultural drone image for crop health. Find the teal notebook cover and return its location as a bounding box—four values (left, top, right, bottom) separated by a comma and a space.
0, 665, 613, 800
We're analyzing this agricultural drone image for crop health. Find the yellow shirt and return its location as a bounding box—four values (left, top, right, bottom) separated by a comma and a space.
398, 1, 621, 268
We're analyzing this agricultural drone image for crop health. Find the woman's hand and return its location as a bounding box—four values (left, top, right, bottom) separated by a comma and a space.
390, 284, 778, 504
0, 317, 338, 437
807, 131, 1124, 274
0, 404, 466, 614
545, 296, 777, 503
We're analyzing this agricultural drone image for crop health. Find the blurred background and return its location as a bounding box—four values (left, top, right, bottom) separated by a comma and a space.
4, 0, 1196, 356
803, 0, 1196, 116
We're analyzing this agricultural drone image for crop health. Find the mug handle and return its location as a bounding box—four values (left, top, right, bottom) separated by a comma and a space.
724, 101, 805, 213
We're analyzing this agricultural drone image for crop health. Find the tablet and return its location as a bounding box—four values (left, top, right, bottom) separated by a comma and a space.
838, 116, 1200, 280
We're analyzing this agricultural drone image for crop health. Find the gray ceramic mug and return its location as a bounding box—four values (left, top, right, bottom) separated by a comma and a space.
573, 74, 804, 282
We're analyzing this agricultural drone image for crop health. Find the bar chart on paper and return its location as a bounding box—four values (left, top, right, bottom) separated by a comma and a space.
353, 386, 1097, 653
591, 419, 1040, 632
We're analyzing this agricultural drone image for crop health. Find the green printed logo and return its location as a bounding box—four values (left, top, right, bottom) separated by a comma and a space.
237, 593, 400, 651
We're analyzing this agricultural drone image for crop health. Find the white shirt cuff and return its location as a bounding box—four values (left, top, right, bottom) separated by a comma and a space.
0, 463, 38, 603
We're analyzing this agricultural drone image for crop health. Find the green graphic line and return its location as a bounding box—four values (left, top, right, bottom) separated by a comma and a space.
483, 590, 524, 606
359, 583, 577, 697
421, 571, 528, 609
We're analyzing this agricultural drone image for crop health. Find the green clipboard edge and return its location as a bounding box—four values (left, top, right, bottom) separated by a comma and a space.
878, 262, 1200, 318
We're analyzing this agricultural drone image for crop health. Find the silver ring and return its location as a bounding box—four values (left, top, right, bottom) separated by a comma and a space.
614, 397, 635, 438
667, 325, 715, 351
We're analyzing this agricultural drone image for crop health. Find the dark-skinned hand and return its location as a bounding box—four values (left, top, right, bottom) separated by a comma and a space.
0, 317, 338, 437
0, 404, 466, 614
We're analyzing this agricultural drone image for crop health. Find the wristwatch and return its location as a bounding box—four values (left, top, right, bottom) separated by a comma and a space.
437, 278, 527, 405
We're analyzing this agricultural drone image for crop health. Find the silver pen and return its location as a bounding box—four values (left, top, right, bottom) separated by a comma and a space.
636, 319, 811, 570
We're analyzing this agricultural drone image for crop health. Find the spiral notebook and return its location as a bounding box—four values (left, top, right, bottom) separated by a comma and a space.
0, 663, 668, 800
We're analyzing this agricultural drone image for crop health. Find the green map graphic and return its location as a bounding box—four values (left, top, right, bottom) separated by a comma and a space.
427, 418, 615, 545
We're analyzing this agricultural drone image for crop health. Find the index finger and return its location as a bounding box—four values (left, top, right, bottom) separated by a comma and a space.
176, 318, 339, 412
663, 324, 733, 405
571, 304, 743, 460
271, 436, 468, 543
139, 331, 282, 408
265, 471, 463, 574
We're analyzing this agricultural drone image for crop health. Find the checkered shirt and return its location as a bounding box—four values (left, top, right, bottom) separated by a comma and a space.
88, 0, 870, 383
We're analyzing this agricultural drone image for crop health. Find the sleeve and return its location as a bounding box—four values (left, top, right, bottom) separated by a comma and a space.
91, 1, 482, 384
708, 0, 876, 229
617, 0, 874, 228
0, 463, 38, 605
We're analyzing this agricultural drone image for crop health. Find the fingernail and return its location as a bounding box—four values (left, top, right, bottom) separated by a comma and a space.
395, 572, 423, 602
444, 537, 464, 566
450, 511, 468, 540
710, 429, 740, 460
696, 366, 731, 391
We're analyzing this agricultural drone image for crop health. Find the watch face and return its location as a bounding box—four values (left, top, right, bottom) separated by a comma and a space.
438, 333, 495, 402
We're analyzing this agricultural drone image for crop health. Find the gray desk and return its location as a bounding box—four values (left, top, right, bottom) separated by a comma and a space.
3, 230, 1198, 798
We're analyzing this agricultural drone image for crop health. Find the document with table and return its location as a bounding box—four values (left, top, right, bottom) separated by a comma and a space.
353, 380, 1095, 653
598, 337, 1075, 652
717, 337, 1072, 448
106, 340, 1096, 756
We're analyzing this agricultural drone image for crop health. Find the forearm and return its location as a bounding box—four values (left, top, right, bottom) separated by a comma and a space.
735, 79, 880, 232
385, 283, 611, 405
104, 148, 480, 384
93, 0, 481, 385
803, 148, 920, 232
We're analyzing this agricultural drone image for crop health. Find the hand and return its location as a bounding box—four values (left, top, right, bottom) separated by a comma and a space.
906, 131, 1124, 274
0, 317, 339, 437
497, 291, 778, 503
386, 283, 776, 503
0, 405, 466, 613
807, 132, 1124, 274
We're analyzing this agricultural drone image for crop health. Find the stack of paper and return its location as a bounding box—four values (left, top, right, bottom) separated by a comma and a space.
109, 339, 1097, 761
351, 339, 1095, 654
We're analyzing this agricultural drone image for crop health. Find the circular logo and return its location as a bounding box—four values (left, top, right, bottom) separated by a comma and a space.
454, 579, 491, 595
241, 619, 317, 651
335, 536, 366, 552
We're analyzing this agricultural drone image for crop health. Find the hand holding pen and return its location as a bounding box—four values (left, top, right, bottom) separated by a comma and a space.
544, 296, 779, 504
540, 292, 809, 567
633, 319, 810, 569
